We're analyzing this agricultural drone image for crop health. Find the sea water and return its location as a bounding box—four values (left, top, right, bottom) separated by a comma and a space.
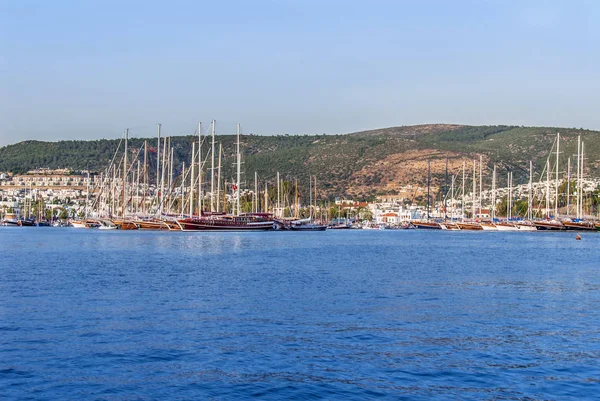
1, 228, 599, 400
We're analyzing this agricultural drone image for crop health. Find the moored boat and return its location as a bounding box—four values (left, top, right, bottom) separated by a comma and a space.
412, 221, 442, 229
562, 220, 596, 231
456, 222, 483, 231
533, 220, 564, 231
177, 213, 275, 231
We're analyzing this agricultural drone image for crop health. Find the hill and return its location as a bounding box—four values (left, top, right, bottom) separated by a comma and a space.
0, 124, 598, 199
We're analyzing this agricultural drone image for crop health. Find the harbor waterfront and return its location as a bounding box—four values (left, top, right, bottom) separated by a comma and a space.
1, 228, 599, 400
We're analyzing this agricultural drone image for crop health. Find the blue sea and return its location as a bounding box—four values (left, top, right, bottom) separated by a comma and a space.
1, 228, 599, 400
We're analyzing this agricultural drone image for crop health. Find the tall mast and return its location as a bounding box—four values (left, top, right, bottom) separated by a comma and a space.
309, 176, 312, 219
295, 179, 299, 218
444, 156, 448, 220
277, 171, 280, 218
472, 159, 476, 219
580, 141, 585, 218
160, 135, 167, 215
198, 122, 202, 215
479, 155, 483, 217
122, 128, 128, 218
576, 135, 581, 219
217, 143, 222, 213
451, 175, 455, 220
509, 172, 513, 220
555, 132, 560, 218
566, 157, 571, 216
427, 159, 430, 221
189, 141, 195, 216
143, 140, 148, 215
136, 160, 140, 214
528, 160, 533, 220
546, 159, 550, 218
210, 120, 216, 212
168, 140, 174, 199
254, 172, 258, 213
85, 170, 89, 219
180, 162, 185, 217
461, 160, 465, 222
264, 182, 269, 213
156, 124, 161, 214
314, 176, 317, 220
491, 164, 496, 220
235, 123, 241, 216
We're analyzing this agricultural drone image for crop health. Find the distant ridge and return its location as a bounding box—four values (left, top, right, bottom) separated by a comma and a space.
1, 124, 598, 199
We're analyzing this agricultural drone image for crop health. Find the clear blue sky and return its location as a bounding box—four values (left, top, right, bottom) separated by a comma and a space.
1, 0, 599, 146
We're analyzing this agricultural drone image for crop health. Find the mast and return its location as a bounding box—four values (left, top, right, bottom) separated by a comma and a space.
479, 155, 483, 217
546, 159, 550, 218
580, 141, 585, 218
254, 172, 258, 213
576, 135, 581, 219
156, 124, 161, 214
566, 157, 571, 216
472, 159, 476, 219
491, 164, 496, 220
210, 120, 216, 212
509, 172, 513, 220
264, 182, 269, 213
555, 132, 560, 218
277, 171, 280, 218
444, 156, 448, 220
461, 160, 465, 222
85, 170, 89, 219
180, 163, 185, 217
236, 123, 241, 216
427, 159, 431, 221
198, 122, 202, 215
122, 128, 128, 218
143, 140, 148, 215
314, 176, 317, 220
189, 141, 195, 216
295, 179, 299, 218
169, 141, 174, 200
528, 160, 533, 220
451, 174, 455, 220
217, 143, 222, 213
136, 160, 140, 214
309, 175, 312, 219
160, 135, 167, 215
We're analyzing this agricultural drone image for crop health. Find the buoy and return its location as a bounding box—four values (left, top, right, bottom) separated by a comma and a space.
576, 234, 581, 241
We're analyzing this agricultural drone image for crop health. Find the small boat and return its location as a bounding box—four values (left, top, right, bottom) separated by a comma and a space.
70, 220, 88, 228
1, 213, 20, 226
18, 218, 37, 227
289, 218, 327, 231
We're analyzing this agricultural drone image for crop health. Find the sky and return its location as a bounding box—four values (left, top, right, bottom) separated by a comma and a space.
1, 0, 599, 146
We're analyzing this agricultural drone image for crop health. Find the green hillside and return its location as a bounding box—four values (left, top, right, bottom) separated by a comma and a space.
0, 124, 598, 198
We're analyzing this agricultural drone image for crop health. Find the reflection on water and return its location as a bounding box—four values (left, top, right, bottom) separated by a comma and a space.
1, 228, 600, 400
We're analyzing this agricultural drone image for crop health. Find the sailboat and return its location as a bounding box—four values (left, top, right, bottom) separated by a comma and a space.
176, 123, 275, 231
